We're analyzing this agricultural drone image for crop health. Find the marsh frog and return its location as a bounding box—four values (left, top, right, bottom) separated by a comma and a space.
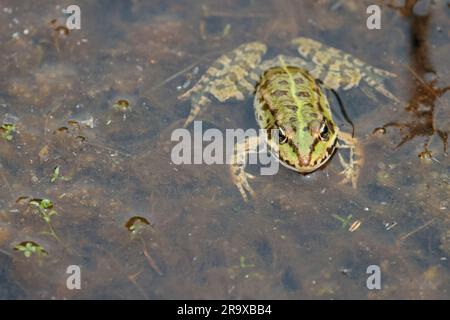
178, 37, 398, 201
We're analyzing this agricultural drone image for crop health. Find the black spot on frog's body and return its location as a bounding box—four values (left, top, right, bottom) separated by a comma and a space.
316, 101, 324, 113
273, 90, 288, 97
296, 91, 310, 98
284, 105, 297, 112
293, 77, 305, 85
307, 112, 319, 119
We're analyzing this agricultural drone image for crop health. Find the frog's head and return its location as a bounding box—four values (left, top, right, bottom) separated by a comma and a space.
274, 114, 338, 173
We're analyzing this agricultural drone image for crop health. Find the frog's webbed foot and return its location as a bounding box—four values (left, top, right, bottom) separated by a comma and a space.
231, 165, 256, 202
229, 136, 262, 202
291, 37, 400, 104
336, 131, 363, 188
178, 42, 267, 127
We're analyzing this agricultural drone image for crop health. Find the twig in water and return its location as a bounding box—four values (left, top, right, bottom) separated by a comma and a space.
398, 218, 435, 242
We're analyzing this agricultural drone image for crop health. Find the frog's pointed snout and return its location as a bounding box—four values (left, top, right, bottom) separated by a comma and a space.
298, 154, 311, 166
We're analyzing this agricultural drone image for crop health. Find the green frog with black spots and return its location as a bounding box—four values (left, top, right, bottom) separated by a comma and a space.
178, 37, 399, 201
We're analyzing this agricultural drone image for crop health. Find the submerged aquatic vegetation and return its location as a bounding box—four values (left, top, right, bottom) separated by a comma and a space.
29, 198, 57, 224
239, 256, 255, 269
0, 124, 16, 141
332, 214, 353, 229
50, 166, 61, 183
50, 166, 70, 183
332, 214, 362, 232
28, 198, 67, 251
14, 241, 48, 258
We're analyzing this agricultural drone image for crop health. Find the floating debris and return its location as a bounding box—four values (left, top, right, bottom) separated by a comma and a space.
372, 127, 386, 135
80, 116, 95, 128
125, 216, 151, 234
348, 220, 362, 232
113, 99, 131, 112
15, 196, 31, 205
38, 145, 50, 162
385, 221, 398, 231
54, 126, 69, 134
54, 25, 69, 37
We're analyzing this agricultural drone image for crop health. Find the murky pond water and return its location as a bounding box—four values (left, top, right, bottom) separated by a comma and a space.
0, 0, 449, 299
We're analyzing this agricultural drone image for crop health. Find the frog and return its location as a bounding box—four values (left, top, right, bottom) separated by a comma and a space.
178, 37, 399, 201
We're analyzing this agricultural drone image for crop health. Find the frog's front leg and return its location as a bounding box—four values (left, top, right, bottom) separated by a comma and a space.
178, 42, 267, 127
229, 136, 264, 202
336, 131, 364, 188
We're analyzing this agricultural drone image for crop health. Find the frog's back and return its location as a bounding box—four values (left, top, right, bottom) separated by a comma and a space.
254, 66, 332, 132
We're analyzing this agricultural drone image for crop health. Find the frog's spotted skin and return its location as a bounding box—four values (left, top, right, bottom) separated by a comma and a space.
292, 37, 399, 102
254, 62, 338, 173
178, 37, 396, 201
178, 42, 267, 127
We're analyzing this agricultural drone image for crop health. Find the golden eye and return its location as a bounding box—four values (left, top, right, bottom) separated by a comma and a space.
278, 128, 288, 144
319, 122, 330, 141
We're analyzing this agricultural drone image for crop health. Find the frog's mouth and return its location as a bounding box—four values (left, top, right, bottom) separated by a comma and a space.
270, 140, 337, 174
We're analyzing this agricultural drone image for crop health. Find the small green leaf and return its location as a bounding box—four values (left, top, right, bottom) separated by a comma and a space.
50, 166, 60, 183
1, 124, 16, 141
332, 214, 353, 229
40, 199, 53, 209
14, 241, 48, 258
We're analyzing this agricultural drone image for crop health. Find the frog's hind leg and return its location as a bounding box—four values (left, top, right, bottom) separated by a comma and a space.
178, 42, 267, 127
291, 37, 400, 103
360, 65, 400, 103
178, 93, 212, 128
336, 131, 364, 188
229, 136, 264, 202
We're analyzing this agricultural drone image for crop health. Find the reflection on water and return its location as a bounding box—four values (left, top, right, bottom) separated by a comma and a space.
0, 0, 449, 299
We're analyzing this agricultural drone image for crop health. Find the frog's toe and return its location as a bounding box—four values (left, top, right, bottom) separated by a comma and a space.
338, 168, 357, 188
231, 167, 255, 202
237, 180, 255, 202
246, 172, 256, 179
338, 153, 359, 188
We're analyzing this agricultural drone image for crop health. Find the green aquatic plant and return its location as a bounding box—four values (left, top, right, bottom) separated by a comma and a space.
239, 256, 255, 269
222, 24, 231, 37
28, 198, 62, 244
50, 166, 60, 183
1, 123, 16, 141
50, 166, 70, 183
29, 198, 57, 223
14, 241, 48, 258
332, 213, 353, 229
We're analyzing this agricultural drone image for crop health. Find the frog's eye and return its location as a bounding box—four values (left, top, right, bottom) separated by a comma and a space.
278, 128, 288, 144
319, 122, 330, 141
